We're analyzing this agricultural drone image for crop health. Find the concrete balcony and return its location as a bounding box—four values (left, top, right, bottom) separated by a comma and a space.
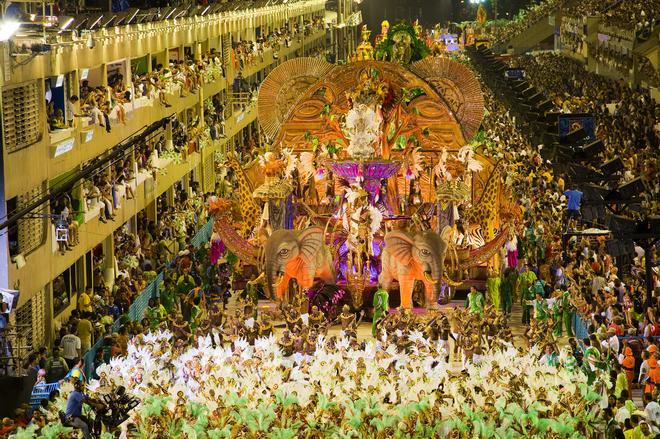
6, 28, 326, 306
9, 103, 258, 306
3, 29, 326, 200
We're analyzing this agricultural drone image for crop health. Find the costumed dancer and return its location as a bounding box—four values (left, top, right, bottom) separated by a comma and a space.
562, 346, 578, 372
372, 286, 389, 337
518, 264, 538, 324
621, 346, 635, 398
551, 290, 563, 338
505, 234, 518, 269
527, 292, 550, 323
465, 287, 485, 316
437, 313, 452, 361
561, 287, 575, 337
540, 344, 559, 367
448, 308, 462, 360
500, 268, 514, 314
486, 268, 501, 311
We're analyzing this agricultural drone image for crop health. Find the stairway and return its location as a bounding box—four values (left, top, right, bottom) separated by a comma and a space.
496, 16, 556, 55
634, 25, 659, 70
494, 0, 584, 55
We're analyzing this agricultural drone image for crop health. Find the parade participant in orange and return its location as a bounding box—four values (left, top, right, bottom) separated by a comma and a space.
644, 353, 658, 402
621, 346, 635, 397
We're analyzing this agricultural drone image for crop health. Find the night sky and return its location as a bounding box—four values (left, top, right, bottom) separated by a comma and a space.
358, 0, 532, 32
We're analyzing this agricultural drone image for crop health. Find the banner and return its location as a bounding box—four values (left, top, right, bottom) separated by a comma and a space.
0, 288, 20, 313
558, 113, 596, 141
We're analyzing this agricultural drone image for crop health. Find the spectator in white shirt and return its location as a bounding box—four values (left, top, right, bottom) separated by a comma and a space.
60, 325, 82, 369
66, 95, 80, 127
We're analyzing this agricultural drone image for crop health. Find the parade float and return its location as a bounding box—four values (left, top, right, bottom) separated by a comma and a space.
211, 23, 514, 314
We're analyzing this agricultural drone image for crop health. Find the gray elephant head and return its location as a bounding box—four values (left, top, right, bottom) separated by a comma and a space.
264, 227, 326, 299
382, 230, 449, 305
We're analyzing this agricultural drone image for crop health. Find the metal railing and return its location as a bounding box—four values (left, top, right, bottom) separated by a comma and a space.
81, 219, 213, 380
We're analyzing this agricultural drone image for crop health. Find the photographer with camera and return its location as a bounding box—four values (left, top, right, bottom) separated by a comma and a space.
63, 380, 93, 439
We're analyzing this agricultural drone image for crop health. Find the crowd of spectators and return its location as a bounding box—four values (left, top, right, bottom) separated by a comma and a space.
588, 42, 635, 76
46, 19, 326, 138
559, 17, 586, 54
515, 52, 658, 193
601, 0, 658, 36
232, 19, 324, 71
49, 49, 225, 136
563, 0, 618, 19
28, 187, 210, 391
491, 0, 566, 44
471, 45, 659, 436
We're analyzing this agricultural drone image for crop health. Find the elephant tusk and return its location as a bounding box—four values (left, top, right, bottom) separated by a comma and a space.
272, 273, 285, 287
423, 271, 439, 285
444, 272, 463, 287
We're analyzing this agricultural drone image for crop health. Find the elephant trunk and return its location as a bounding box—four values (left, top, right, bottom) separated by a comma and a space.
430, 264, 443, 305
265, 261, 284, 299
424, 264, 442, 307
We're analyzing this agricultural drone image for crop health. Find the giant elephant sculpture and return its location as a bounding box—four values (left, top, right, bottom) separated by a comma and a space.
379, 230, 449, 309
264, 226, 336, 300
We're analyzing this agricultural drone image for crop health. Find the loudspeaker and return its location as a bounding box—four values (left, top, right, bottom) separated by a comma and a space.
582, 139, 604, 156
617, 178, 647, 200
600, 157, 624, 175
561, 128, 588, 145
605, 239, 635, 258
536, 99, 553, 113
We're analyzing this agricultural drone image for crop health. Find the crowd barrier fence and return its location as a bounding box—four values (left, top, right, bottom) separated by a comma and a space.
80, 220, 213, 381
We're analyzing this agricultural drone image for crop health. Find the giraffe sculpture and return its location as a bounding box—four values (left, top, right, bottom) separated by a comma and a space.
224, 153, 262, 239
463, 159, 505, 242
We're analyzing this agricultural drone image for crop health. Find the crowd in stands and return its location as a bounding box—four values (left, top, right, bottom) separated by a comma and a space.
563, 0, 618, 19
491, 0, 566, 44
232, 19, 323, 71
588, 42, 635, 76
472, 45, 659, 436
8, 192, 202, 390
601, 0, 658, 36
45, 19, 326, 136
515, 52, 658, 192
494, 0, 657, 47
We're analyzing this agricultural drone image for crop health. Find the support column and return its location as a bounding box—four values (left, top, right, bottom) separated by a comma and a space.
166, 186, 176, 209
145, 200, 158, 224
102, 234, 115, 287
0, 134, 8, 290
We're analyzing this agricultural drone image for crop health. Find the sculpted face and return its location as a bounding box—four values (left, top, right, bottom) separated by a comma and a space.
272, 231, 301, 270
264, 227, 330, 299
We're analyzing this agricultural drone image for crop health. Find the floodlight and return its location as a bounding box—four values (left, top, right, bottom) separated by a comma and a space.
87, 14, 104, 30
58, 16, 74, 32
0, 20, 20, 41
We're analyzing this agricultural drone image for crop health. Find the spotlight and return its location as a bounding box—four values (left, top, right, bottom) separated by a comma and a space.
0, 20, 20, 41
163, 8, 177, 20
124, 9, 140, 25
57, 16, 74, 32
